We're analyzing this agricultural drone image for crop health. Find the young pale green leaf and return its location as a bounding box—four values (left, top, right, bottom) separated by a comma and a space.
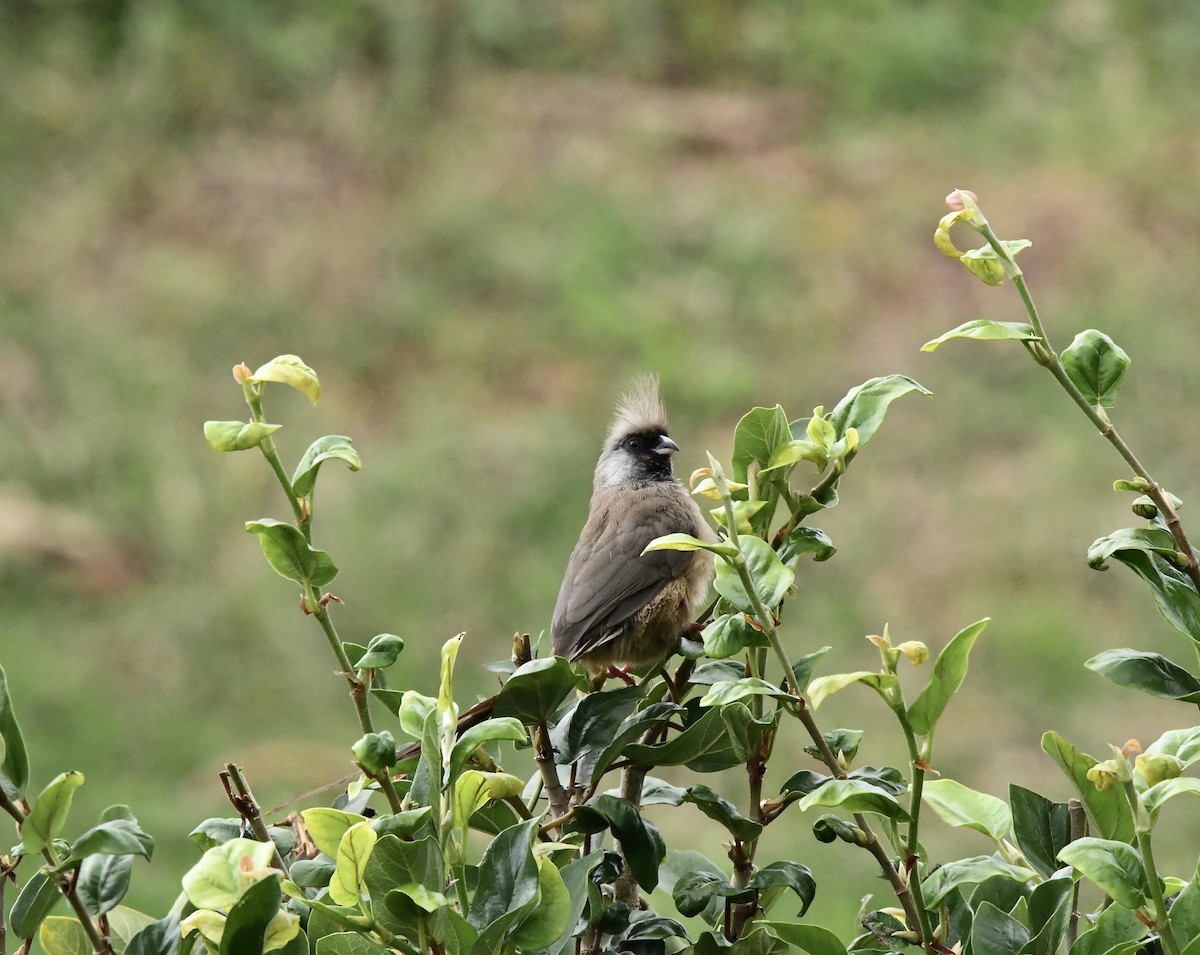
249, 355, 321, 404
1058, 838, 1148, 910
398, 691, 436, 740
643, 533, 738, 558
508, 856, 572, 950
1086, 649, 1200, 702
354, 634, 404, 670
907, 618, 988, 737
921, 855, 1038, 907
699, 677, 793, 708
797, 779, 909, 820
245, 519, 338, 587
731, 405, 792, 483
494, 657, 581, 724
683, 785, 763, 842
10, 871, 61, 939
449, 718, 527, 779
1062, 330, 1131, 409
328, 822, 376, 908
1097, 548, 1200, 644
23, 770, 85, 853
312, 932, 390, 955
1145, 726, 1200, 766
1066, 903, 1148, 955
971, 901, 1031, 955
1010, 785, 1072, 879
300, 808, 367, 859
182, 838, 277, 910
709, 499, 768, 535
1142, 777, 1200, 816
701, 613, 763, 659
38, 916, 92, 955
713, 536, 795, 613
921, 319, 1040, 352
1042, 732, 1134, 842
1088, 527, 1181, 569
806, 671, 897, 710
203, 420, 282, 453
827, 375, 932, 447
759, 438, 826, 474
921, 778, 1011, 841
292, 435, 361, 497
0, 667, 28, 801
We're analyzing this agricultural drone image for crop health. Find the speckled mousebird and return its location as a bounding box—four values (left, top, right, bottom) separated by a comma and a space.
551, 375, 715, 685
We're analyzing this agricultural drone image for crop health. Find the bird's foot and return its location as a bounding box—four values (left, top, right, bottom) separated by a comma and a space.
607, 665, 637, 686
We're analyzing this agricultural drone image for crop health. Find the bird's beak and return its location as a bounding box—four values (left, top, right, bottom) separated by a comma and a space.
654, 436, 680, 456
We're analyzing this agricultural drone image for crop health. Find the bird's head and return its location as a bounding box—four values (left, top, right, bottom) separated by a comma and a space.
594, 375, 680, 488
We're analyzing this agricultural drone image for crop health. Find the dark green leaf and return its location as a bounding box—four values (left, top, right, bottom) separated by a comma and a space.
700, 678, 791, 707
623, 706, 744, 771
689, 661, 748, 686
970, 902, 1031, 955
69, 817, 154, 863
125, 915, 181, 955
77, 854, 134, 917
1010, 785, 1072, 879
292, 435, 361, 497
827, 375, 932, 446
1088, 527, 1181, 569
1086, 648, 1200, 702
732, 406, 793, 483
203, 420, 281, 453
536, 852, 603, 955
790, 647, 832, 693
811, 815, 863, 845
907, 618, 988, 737
363, 835, 442, 938
1058, 838, 1148, 910
714, 537, 795, 613
802, 729, 863, 764
493, 657, 581, 724
1100, 548, 1200, 644
659, 851, 726, 926
921, 320, 1040, 351
750, 862, 815, 917
1062, 329, 1131, 409
289, 857, 335, 889
10, 871, 62, 939
245, 519, 338, 587
683, 785, 763, 841
0, 666, 29, 800
1041, 732, 1135, 842
187, 819, 294, 857
553, 683, 644, 767
673, 871, 748, 918
353, 634, 404, 670
1028, 875, 1072, 955
467, 818, 540, 933
219, 875, 283, 955
583, 702, 679, 785
370, 808, 433, 840
585, 795, 665, 892
921, 855, 1037, 907
777, 527, 836, 568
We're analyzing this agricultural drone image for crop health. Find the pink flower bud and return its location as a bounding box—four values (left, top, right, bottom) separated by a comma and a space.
945, 189, 978, 212
232, 363, 252, 385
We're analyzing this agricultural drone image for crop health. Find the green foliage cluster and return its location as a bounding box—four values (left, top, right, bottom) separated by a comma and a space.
7, 196, 1200, 955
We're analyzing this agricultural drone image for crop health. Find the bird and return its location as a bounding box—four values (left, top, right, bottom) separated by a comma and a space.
551, 375, 715, 687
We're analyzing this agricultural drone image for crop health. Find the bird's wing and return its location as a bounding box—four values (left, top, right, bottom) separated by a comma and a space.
552, 492, 696, 661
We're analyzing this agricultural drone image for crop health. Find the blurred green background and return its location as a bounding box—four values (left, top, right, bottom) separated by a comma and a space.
4, 0, 1200, 939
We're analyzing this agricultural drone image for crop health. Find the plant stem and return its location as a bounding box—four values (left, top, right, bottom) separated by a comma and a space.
895, 704, 937, 950
222, 764, 289, 874
1066, 799, 1087, 949
243, 387, 307, 531
1120, 781, 1181, 955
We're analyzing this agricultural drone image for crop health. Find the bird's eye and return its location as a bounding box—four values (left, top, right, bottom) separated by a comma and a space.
624, 436, 644, 451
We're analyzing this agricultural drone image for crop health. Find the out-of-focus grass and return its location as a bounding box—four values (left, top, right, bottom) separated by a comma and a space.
3, 0, 1200, 937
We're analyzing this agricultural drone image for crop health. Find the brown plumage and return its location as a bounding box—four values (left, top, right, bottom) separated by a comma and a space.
552, 376, 715, 684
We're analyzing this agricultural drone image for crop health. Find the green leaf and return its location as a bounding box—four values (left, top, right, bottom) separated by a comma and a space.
1058, 838, 1148, 910
758, 921, 849, 955
1067, 903, 1147, 955
181, 838, 277, 910
732, 406, 793, 483
69, 816, 154, 863
1142, 777, 1200, 816
249, 355, 321, 404
971, 901, 1031, 955
1042, 731, 1135, 842
922, 319, 1041, 351
363, 835, 443, 938
908, 618, 988, 737
0, 666, 29, 800
328, 821, 376, 906
827, 375, 932, 447
1010, 785, 1072, 879
449, 717, 527, 779
759, 437, 827, 474
803, 728, 863, 764
353, 634, 404, 670
921, 855, 1037, 907
76, 854, 134, 917
245, 519, 338, 587
777, 527, 836, 567
493, 657, 581, 724
1086, 649, 1200, 702
1062, 330, 1131, 409
921, 778, 1011, 841
1088, 527, 1181, 568
300, 809, 367, 859
683, 785, 763, 842
468, 817, 540, 934
750, 861, 816, 917
292, 435, 361, 497
699, 678, 792, 707
805, 671, 896, 710
1145, 726, 1200, 766
509, 856, 572, 950
315, 933, 390, 955
790, 647, 832, 693
203, 420, 282, 453
1098, 548, 1200, 644
701, 613, 763, 658
797, 779, 909, 820
644, 533, 738, 558
538, 853, 604, 955
10, 870, 62, 939
23, 770, 85, 853
673, 871, 745, 918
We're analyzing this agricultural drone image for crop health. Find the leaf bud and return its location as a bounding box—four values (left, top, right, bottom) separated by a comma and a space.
1135, 753, 1184, 787
352, 731, 397, 776
896, 641, 929, 666
1131, 496, 1159, 520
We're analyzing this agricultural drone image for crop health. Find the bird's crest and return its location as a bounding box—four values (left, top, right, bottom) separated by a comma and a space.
607, 374, 668, 444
